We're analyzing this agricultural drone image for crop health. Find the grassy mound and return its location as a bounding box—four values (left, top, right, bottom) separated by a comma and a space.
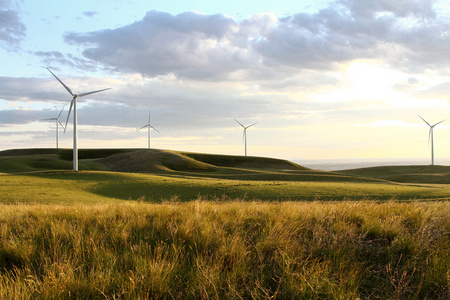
97, 149, 217, 172
183, 152, 307, 170
0, 148, 307, 174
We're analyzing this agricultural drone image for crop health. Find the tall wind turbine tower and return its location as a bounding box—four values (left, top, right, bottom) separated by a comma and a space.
47, 68, 110, 171
43, 106, 65, 148
419, 115, 445, 166
235, 119, 257, 156
138, 110, 160, 149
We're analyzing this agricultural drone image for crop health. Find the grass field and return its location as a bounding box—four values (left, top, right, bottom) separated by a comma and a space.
0, 148, 449, 298
1, 148, 450, 203
2, 170, 450, 205
0, 201, 449, 299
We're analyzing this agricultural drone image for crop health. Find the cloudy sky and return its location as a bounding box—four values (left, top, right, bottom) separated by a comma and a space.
1, 0, 450, 164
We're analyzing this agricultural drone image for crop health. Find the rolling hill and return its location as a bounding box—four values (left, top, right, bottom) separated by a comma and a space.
0, 148, 385, 183
1, 148, 450, 203
339, 165, 450, 184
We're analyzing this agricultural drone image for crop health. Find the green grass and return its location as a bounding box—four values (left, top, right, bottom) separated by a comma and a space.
0, 154, 109, 173
339, 165, 450, 184
0, 201, 448, 299
1, 170, 450, 205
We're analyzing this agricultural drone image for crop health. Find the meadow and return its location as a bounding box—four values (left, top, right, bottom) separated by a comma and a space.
1, 201, 449, 299
0, 149, 449, 299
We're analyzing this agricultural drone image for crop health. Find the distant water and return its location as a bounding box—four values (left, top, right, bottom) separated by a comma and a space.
294, 158, 450, 171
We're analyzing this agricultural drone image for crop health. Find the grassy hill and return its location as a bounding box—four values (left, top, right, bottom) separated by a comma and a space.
0, 148, 304, 173
0, 148, 377, 183
339, 165, 450, 184
1, 148, 450, 203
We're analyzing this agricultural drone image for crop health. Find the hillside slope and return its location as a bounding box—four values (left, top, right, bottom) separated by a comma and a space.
339, 165, 450, 184
97, 149, 218, 172
0, 148, 307, 174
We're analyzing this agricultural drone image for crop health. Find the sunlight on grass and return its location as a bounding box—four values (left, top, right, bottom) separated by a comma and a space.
2, 171, 450, 204
0, 201, 448, 298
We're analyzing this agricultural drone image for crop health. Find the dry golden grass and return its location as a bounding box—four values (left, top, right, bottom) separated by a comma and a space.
0, 200, 449, 299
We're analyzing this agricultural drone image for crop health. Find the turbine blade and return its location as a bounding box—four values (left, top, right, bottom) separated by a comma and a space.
137, 124, 150, 131
246, 122, 258, 129
77, 88, 111, 98
418, 115, 431, 127
148, 111, 151, 124
242, 130, 245, 143
428, 128, 432, 145
47, 68, 74, 96
432, 119, 445, 127
42, 118, 57, 121
151, 126, 160, 133
57, 105, 65, 118
58, 119, 64, 129
234, 119, 245, 128
64, 98, 74, 133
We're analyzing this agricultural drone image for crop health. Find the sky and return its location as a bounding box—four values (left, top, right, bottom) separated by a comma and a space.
1, 0, 450, 164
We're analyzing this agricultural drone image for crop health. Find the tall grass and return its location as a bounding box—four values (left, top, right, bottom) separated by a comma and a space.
0, 200, 449, 299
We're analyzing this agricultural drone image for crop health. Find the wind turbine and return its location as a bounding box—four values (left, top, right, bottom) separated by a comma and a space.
43, 106, 65, 149
138, 110, 160, 149
419, 115, 445, 166
235, 119, 257, 156
47, 68, 111, 171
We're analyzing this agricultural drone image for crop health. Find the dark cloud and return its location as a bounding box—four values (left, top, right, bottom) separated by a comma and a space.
61, 1, 449, 80
0, 6, 26, 50
0, 108, 59, 125
0, 76, 57, 101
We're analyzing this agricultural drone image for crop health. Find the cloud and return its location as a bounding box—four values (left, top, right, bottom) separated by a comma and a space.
60, 1, 449, 81
340, 0, 436, 18
34, 51, 111, 72
83, 11, 98, 17
0, 2, 26, 50
64, 10, 247, 80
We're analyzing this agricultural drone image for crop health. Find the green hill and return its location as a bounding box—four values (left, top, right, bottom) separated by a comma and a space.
0, 148, 305, 173
2, 149, 450, 203
339, 165, 450, 184
0, 148, 383, 183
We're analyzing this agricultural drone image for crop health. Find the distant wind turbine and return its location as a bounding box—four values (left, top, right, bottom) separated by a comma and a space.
235, 119, 257, 156
43, 106, 65, 149
138, 110, 160, 149
419, 115, 445, 166
47, 68, 111, 171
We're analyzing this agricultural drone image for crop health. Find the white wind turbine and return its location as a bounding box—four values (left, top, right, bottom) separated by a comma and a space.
419, 115, 445, 166
47, 68, 111, 171
43, 106, 65, 149
235, 119, 257, 156
138, 110, 160, 149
